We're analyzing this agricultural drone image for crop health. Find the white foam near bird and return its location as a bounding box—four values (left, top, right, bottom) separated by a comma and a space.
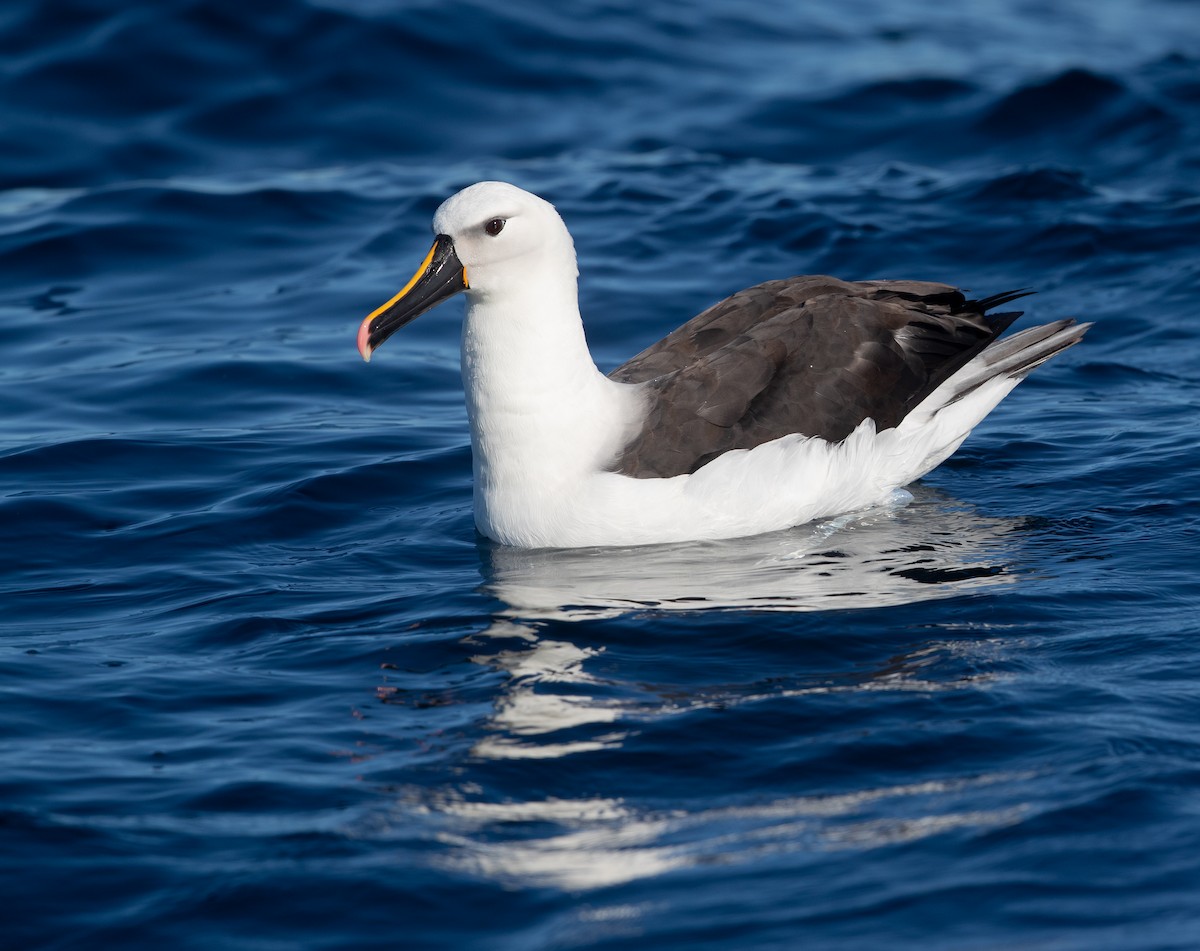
357, 181, 1089, 549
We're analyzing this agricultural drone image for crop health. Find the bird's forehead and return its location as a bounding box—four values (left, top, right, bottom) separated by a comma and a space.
433, 181, 548, 233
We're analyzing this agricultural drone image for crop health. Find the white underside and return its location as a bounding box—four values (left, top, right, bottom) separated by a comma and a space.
472, 359, 1021, 549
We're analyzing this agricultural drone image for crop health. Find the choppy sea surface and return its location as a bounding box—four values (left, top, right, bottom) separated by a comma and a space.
3, 1, 1200, 948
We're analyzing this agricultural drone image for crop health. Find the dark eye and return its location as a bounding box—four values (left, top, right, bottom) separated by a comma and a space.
484, 218, 506, 236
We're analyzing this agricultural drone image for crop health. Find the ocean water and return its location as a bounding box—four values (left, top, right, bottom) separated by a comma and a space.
3, 1, 1200, 948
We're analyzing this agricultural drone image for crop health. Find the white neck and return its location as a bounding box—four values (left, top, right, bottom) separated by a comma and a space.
459, 259, 642, 541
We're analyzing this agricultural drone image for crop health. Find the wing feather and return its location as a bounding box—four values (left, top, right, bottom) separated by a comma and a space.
608, 276, 1032, 478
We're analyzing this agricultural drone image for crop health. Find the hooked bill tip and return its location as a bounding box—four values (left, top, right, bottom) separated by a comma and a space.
356, 316, 373, 363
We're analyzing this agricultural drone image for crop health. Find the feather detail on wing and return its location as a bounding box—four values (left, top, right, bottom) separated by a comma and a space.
607, 276, 1043, 478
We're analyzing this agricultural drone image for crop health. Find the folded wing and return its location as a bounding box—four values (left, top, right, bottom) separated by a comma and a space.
608, 276, 1038, 478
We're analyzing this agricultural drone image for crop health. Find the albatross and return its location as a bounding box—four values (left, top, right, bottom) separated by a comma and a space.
357, 181, 1089, 549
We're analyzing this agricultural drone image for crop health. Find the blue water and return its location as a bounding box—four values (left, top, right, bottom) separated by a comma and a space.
3, 1, 1200, 948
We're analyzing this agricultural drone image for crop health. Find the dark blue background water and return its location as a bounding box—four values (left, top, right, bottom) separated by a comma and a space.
3, 1, 1199, 948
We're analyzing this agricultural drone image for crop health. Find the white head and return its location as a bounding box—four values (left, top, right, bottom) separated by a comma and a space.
435, 181, 578, 295
357, 182, 577, 360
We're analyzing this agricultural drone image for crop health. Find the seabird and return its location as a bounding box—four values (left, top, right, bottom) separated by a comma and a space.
357, 181, 1089, 549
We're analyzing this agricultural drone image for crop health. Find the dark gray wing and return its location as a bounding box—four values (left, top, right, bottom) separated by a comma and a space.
607, 275, 1029, 478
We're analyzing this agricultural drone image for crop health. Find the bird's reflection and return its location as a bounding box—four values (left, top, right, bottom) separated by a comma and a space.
380, 490, 1037, 895
481, 486, 1019, 621
467, 626, 627, 760
416, 772, 1031, 892
461, 488, 1025, 761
